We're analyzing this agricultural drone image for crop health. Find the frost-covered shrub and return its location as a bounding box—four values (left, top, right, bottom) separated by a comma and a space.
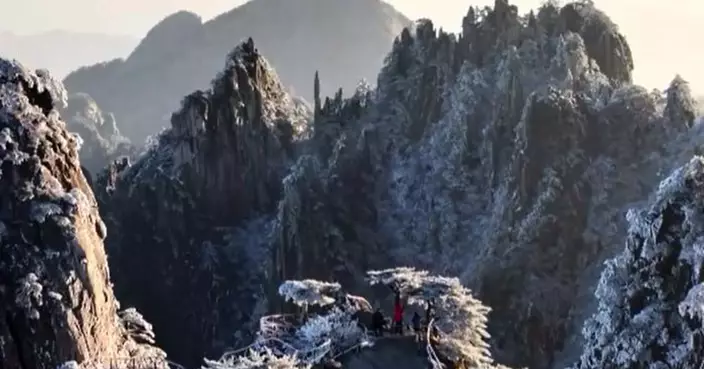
15, 273, 43, 319
295, 307, 364, 356
207, 279, 369, 368
278, 279, 341, 307
203, 348, 304, 369
56, 361, 80, 369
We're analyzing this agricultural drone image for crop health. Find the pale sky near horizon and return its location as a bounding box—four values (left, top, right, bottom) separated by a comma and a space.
1, 0, 702, 94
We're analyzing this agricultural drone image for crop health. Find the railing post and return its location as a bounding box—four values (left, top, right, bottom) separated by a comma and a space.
425, 318, 444, 369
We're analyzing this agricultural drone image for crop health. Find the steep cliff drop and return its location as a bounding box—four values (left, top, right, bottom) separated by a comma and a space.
96, 38, 310, 367
0, 59, 166, 369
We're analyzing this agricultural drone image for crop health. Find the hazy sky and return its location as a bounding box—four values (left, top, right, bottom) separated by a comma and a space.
2, 0, 702, 94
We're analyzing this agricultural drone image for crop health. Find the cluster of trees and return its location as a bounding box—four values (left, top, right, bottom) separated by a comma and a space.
204, 268, 509, 369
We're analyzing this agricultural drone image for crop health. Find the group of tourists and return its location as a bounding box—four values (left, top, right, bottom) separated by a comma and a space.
370, 285, 436, 343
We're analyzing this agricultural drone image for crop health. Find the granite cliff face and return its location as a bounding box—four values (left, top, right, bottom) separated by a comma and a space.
0, 60, 165, 368
96, 38, 309, 366
63, 0, 411, 145
96, 1, 704, 368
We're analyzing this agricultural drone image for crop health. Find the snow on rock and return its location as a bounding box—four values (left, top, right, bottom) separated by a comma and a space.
572, 156, 704, 368
278, 280, 341, 307
0, 58, 165, 369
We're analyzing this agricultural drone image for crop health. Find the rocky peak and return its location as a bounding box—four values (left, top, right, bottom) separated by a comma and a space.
558, 1, 633, 83
665, 74, 697, 129
95, 38, 308, 366
165, 37, 309, 220
0, 59, 165, 369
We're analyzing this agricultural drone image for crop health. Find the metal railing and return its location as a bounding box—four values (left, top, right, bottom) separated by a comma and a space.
425, 318, 446, 369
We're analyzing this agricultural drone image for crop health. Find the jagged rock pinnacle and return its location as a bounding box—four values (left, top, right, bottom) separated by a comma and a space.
95, 38, 309, 366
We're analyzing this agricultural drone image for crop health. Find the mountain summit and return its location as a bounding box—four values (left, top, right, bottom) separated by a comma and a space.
63, 0, 411, 144
94, 38, 309, 366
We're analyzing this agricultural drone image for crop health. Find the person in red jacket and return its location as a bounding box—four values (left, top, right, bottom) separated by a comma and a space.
392, 290, 404, 335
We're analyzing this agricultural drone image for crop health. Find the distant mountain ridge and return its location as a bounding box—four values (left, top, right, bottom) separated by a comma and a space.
0, 30, 137, 78
63, 0, 412, 144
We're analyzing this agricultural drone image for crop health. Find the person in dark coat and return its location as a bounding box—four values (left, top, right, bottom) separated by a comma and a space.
425, 299, 435, 326
411, 311, 422, 342
372, 308, 386, 336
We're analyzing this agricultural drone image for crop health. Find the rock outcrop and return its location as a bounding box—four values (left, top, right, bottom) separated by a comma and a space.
95, 38, 309, 367
63, 0, 411, 144
572, 156, 704, 369
60, 93, 135, 176
0, 59, 165, 369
